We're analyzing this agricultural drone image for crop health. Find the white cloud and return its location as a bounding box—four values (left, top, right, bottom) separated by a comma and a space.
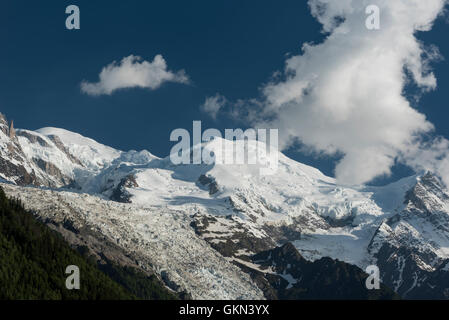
200, 94, 227, 120
399, 136, 449, 186
251, 0, 447, 185
81, 55, 189, 96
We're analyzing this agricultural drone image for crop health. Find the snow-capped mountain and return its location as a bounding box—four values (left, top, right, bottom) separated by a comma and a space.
368, 173, 449, 298
0, 113, 119, 188
1, 112, 449, 299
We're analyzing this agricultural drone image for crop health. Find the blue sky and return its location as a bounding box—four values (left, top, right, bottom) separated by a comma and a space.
0, 1, 448, 183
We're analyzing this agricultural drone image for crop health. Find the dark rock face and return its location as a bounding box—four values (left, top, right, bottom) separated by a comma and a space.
406, 261, 449, 299
198, 174, 219, 195
374, 243, 449, 299
0, 156, 39, 186
242, 243, 399, 300
110, 175, 139, 203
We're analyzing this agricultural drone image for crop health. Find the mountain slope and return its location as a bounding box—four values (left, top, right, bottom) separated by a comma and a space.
1, 112, 449, 299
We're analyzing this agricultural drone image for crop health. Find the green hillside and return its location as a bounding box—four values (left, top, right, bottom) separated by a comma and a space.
0, 187, 176, 300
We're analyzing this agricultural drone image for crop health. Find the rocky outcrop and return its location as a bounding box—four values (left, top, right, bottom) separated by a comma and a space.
0, 156, 40, 186
198, 174, 219, 195
241, 243, 399, 300
110, 175, 139, 203
9, 120, 15, 139
191, 213, 277, 258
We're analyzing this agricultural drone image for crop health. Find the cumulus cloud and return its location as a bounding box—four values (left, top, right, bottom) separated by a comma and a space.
251, 0, 448, 185
81, 55, 189, 96
200, 94, 227, 120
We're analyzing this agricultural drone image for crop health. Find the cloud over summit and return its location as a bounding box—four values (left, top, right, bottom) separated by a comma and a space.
253, 0, 448, 185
